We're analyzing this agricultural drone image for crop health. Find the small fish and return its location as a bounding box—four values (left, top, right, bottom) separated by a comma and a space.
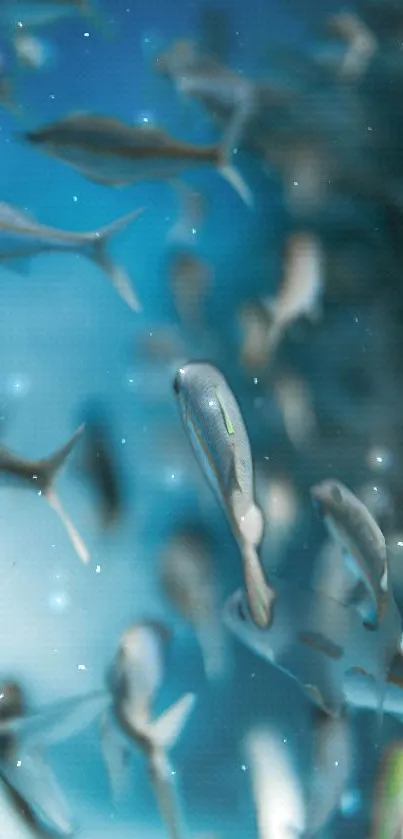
0, 682, 109, 838
101, 622, 195, 839
370, 741, 403, 839
0, 202, 143, 311
23, 112, 252, 207
305, 710, 352, 837
173, 361, 274, 628
0, 425, 89, 563
274, 371, 318, 451
244, 727, 306, 839
223, 578, 402, 719
237, 302, 272, 372
311, 479, 390, 630
160, 527, 229, 680
77, 401, 124, 529
13, 32, 55, 72
0, 0, 100, 30
327, 12, 378, 82
167, 249, 211, 328
344, 653, 403, 719
255, 468, 299, 570
261, 232, 324, 359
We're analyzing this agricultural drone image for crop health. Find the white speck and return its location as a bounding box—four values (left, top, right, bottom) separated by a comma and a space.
171, 769, 176, 776
121, 438, 126, 445
191, 227, 197, 235
241, 764, 246, 772
142, 117, 149, 123
253, 377, 258, 385
398, 541, 403, 548
376, 456, 383, 463
96, 565, 101, 574
78, 664, 87, 671
0, 694, 4, 701
128, 378, 134, 384
208, 399, 215, 407
354, 316, 359, 323
73, 195, 78, 203
17, 21, 23, 28
293, 180, 299, 186
171, 473, 176, 481
283, 737, 288, 744
334, 760, 339, 767
16, 760, 22, 768
32, 475, 37, 480
367, 125, 373, 131
49, 94, 55, 100
84, 32, 90, 37
49, 591, 70, 614
37, 490, 42, 496
373, 486, 378, 492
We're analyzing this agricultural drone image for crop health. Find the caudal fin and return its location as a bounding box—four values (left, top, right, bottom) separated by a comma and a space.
46, 489, 90, 565
240, 539, 276, 628
150, 693, 196, 752
88, 208, 144, 312
216, 98, 255, 208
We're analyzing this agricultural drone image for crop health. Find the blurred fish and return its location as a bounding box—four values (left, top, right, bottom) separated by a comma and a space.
261, 232, 324, 359
0, 682, 109, 837
102, 622, 195, 839
370, 741, 403, 839
0, 202, 143, 312
167, 249, 211, 328
0, 424, 89, 563
223, 578, 402, 718
327, 12, 378, 82
173, 361, 274, 628
344, 652, 403, 718
160, 527, 229, 680
23, 112, 252, 207
13, 32, 56, 72
305, 710, 352, 837
244, 727, 306, 839
77, 402, 124, 529
0, 0, 100, 29
311, 479, 391, 630
167, 181, 206, 246
274, 371, 318, 451
237, 302, 271, 372
255, 469, 299, 571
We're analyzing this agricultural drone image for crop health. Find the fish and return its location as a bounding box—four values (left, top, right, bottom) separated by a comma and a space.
344, 653, 403, 719
261, 232, 324, 359
244, 727, 306, 839
0, 681, 109, 837
274, 372, 318, 451
305, 710, 352, 837
0, 0, 100, 30
160, 527, 229, 680
237, 302, 272, 372
77, 401, 124, 529
13, 32, 55, 72
23, 112, 252, 207
223, 578, 402, 719
327, 12, 378, 83
172, 361, 274, 628
0, 424, 89, 563
167, 249, 211, 328
310, 479, 391, 630
255, 468, 299, 571
101, 622, 196, 839
0, 202, 143, 312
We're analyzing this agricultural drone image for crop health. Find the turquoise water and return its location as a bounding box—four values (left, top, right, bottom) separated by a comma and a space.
1, 1, 403, 838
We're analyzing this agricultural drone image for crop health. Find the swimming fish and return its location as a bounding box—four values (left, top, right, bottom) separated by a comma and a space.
167, 249, 211, 328
223, 578, 402, 719
261, 232, 324, 359
160, 527, 229, 680
101, 622, 195, 839
13, 32, 55, 72
244, 727, 306, 839
173, 361, 274, 628
0, 0, 100, 30
23, 112, 252, 207
0, 424, 89, 563
0, 202, 143, 312
327, 12, 378, 83
0, 682, 109, 837
305, 710, 352, 837
274, 371, 318, 451
310, 479, 390, 630
77, 401, 124, 529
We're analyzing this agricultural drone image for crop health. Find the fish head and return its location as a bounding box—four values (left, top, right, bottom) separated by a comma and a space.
223, 588, 276, 662
310, 480, 355, 545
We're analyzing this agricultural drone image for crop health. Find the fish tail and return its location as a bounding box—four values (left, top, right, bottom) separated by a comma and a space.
149, 693, 196, 752
87, 208, 144, 312
148, 747, 184, 839
215, 96, 255, 208
240, 540, 276, 628
46, 488, 90, 565
38, 425, 85, 488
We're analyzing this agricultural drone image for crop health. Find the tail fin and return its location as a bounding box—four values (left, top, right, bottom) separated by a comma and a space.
150, 693, 196, 752
148, 748, 185, 839
37, 425, 90, 564
239, 539, 276, 629
87, 208, 144, 312
216, 97, 254, 208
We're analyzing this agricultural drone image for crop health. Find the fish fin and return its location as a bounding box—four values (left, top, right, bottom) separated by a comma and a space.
100, 713, 131, 804
0, 690, 109, 750
148, 747, 184, 839
0, 748, 74, 837
239, 539, 275, 628
88, 208, 144, 311
150, 693, 196, 752
298, 631, 343, 660
45, 488, 90, 564
2, 257, 31, 275
216, 95, 255, 208
217, 161, 253, 208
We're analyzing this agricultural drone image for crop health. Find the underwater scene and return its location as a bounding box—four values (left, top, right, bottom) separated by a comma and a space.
1, 0, 403, 838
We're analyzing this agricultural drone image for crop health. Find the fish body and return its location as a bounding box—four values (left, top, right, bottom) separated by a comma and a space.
161, 527, 228, 680
223, 578, 401, 718
78, 402, 123, 528
306, 711, 352, 837
0, 425, 89, 563
24, 112, 252, 206
173, 362, 273, 628
103, 622, 195, 839
311, 479, 390, 629
0, 201, 142, 311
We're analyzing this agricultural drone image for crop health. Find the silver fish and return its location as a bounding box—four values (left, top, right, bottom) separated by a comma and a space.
173, 361, 274, 628
0, 425, 89, 563
305, 710, 352, 837
223, 579, 402, 718
167, 249, 211, 328
101, 622, 195, 839
0, 0, 99, 30
0, 202, 143, 312
24, 112, 252, 207
160, 527, 229, 680
311, 479, 390, 630
327, 12, 378, 82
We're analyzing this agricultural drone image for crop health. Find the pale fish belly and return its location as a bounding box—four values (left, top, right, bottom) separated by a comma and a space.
49, 145, 202, 185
